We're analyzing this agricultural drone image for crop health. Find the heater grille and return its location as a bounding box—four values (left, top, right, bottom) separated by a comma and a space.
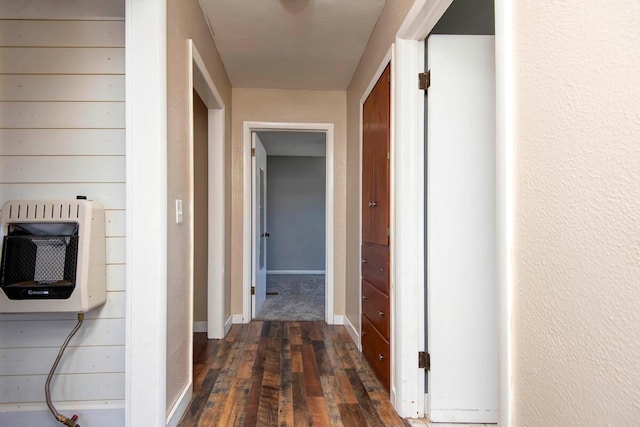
5, 201, 82, 221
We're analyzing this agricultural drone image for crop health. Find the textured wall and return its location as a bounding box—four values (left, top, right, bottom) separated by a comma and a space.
345, 0, 415, 334
230, 88, 346, 316
166, 0, 232, 415
267, 156, 326, 271
513, 0, 640, 424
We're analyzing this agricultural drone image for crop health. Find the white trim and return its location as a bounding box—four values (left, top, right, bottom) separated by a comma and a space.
332, 315, 344, 325
193, 321, 207, 333
428, 409, 498, 425
396, 0, 454, 40
393, 36, 425, 418
224, 315, 233, 335
232, 313, 245, 324
166, 382, 192, 427
125, 1, 167, 426
495, 1, 514, 425
267, 270, 326, 275
242, 121, 336, 324
344, 315, 360, 349
188, 40, 227, 341
0, 403, 124, 426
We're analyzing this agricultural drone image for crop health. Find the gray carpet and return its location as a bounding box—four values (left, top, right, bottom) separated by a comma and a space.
255, 274, 325, 321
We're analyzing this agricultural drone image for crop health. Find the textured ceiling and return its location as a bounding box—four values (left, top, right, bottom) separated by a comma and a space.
257, 131, 326, 157
198, 0, 385, 90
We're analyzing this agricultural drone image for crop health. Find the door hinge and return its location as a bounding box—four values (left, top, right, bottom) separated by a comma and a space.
387, 151, 390, 160
251, 286, 255, 295
251, 148, 256, 157
419, 71, 430, 90
418, 351, 430, 370
387, 228, 390, 237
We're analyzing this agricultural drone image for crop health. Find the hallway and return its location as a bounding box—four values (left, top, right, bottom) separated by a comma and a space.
178, 321, 408, 426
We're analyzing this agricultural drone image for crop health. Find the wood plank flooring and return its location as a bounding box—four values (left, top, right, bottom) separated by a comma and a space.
178, 321, 409, 427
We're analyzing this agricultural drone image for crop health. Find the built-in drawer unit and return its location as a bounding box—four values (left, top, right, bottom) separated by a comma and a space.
361, 315, 390, 391
361, 243, 389, 293
362, 279, 389, 340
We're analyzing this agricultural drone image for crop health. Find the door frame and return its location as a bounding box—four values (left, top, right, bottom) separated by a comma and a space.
188, 40, 227, 340
242, 121, 335, 323
392, 0, 513, 423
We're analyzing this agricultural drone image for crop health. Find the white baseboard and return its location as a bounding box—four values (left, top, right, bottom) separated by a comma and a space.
166, 382, 192, 427
267, 270, 325, 275
428, 409, 498, 424
193, 321, 207, 333
224, 315, 233, 336
344, 315, 360, 348
332, 315, 344, 325
232, 313, 247, 324
0, 402, 124, 427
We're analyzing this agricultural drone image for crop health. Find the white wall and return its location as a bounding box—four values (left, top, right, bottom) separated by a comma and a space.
0, 2, 125, 425
513, 0, 640, 425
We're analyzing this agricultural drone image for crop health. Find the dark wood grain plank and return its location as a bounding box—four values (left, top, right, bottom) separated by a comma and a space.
338, 403, 368, 427
301, 344, 323, 397
292, 372, 312, 427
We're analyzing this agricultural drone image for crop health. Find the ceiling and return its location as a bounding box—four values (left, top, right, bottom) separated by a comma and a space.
198, 0, 386, 90
257, 131, 326, 157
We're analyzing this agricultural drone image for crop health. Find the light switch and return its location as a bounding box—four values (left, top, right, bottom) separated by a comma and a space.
175, 199, 183, 224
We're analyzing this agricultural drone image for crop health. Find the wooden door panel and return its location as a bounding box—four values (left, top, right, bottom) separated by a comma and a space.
361, 315, 390, 391
361, 63, 391, 393
362, 64, 390, 245
361, 243, 389, 292
362, 280, 390, 340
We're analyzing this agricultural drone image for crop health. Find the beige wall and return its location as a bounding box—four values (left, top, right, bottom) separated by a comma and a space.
166, 0, 232, 414
230, 89, 347, 316
513, 0, 640, 424
344, 0, 415, 331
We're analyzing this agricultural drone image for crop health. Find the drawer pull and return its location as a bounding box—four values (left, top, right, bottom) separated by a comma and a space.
362, 258, 368, 263
362, 295, 368, 300
380, 267, 384, 272
378, 354, 385, 361
378, 310, 385, 317
362, 331, 367, 336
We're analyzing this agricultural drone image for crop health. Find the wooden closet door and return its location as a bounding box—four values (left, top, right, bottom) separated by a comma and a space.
361, 64, 391, 391
362, 65, 390, 246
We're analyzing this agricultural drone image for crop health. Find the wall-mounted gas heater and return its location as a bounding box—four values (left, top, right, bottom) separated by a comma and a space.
0, 199, 106, 313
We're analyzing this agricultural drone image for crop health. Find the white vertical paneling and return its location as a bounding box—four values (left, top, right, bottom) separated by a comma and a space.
0, 346, 125, 375
0, 75, 125, 102
0, 184, 125, 209
107, 264, 125, 291
0, 20, 125, 47
106, 237, 126, 264
0, 129, 125, 155
0, 157, 125, 183
0, 47, 124, 74
105, 210, 125, 236
0, 102, 125, 129
0, 0, 124, 20
0, 318, 126, 348
0, 9, 126, 418
0, 373, 125, 403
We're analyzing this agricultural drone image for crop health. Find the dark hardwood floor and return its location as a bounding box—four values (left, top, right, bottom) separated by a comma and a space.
178, 321, 409, 426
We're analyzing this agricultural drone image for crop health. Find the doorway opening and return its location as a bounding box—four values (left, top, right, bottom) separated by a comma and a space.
188, 39, 226, 342
242, 122, 335, 324
252, 131, 326, 321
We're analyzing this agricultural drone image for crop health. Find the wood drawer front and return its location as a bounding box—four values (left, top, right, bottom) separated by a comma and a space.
361, 315, 390, 391
362, 280, 389, 340
361, 243, 389, 293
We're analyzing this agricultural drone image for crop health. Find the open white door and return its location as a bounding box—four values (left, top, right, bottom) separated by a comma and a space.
426, 35, 497, 423
251, 133, 268, 317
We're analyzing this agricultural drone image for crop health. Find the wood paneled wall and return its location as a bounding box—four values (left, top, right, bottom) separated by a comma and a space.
0, 5, 125, 418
